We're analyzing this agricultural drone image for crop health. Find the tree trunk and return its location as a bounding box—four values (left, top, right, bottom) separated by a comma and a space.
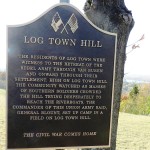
83, 0, 134, 150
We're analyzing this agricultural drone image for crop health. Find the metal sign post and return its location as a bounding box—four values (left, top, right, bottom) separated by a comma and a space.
60, 0, 70, 3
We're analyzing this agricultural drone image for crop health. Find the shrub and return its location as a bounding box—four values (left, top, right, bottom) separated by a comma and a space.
0, 71, 6, 89
120, 83, 150, 115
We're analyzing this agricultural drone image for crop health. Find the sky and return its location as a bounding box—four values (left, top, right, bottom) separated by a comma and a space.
0, 0, 150, 81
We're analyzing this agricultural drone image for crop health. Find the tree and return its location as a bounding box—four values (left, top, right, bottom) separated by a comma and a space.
0, 71, 6, 89
129, 84, 139, 98
120, 83, 150, 115
0, 71, 6, 81
84, 0, 134, 149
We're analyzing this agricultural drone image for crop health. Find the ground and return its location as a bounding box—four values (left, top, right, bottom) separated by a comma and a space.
117, 113, 150, 150
0, 89, 150, 150
0, 89, 6, 150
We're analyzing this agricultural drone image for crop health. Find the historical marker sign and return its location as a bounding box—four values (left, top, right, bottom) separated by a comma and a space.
7, 4, 117, 149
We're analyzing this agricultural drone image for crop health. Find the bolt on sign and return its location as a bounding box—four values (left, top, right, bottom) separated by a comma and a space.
7, 3, 117, 149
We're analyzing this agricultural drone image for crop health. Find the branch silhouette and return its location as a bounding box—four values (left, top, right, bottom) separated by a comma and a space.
126, 34, 144, 54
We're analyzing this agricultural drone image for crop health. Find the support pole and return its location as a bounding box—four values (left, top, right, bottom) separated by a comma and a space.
60, 0, 70, 3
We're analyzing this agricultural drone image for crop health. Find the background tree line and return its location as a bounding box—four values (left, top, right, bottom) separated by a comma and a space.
0, 71, 6, 89
120, 83, 150, 115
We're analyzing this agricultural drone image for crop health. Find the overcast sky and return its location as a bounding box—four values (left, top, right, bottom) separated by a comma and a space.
0, 0, 149, 81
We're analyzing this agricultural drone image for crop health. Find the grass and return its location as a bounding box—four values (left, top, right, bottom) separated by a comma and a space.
117, 113, 150, 150
0, 89, 6, 150
0, 90, 150, 150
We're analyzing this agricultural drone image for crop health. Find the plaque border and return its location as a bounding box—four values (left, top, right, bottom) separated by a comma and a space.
7, 3, 117, 150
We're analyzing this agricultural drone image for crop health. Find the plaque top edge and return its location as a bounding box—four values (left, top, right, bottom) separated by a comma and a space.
7, 3, 117, 36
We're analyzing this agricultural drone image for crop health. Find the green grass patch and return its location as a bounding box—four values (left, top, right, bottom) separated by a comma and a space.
117, 113, 150, 150
0, 89, 6, 95
0, 89, 6, 150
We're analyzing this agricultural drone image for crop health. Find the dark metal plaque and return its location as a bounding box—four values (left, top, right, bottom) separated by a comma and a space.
7, 4, 117, 149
